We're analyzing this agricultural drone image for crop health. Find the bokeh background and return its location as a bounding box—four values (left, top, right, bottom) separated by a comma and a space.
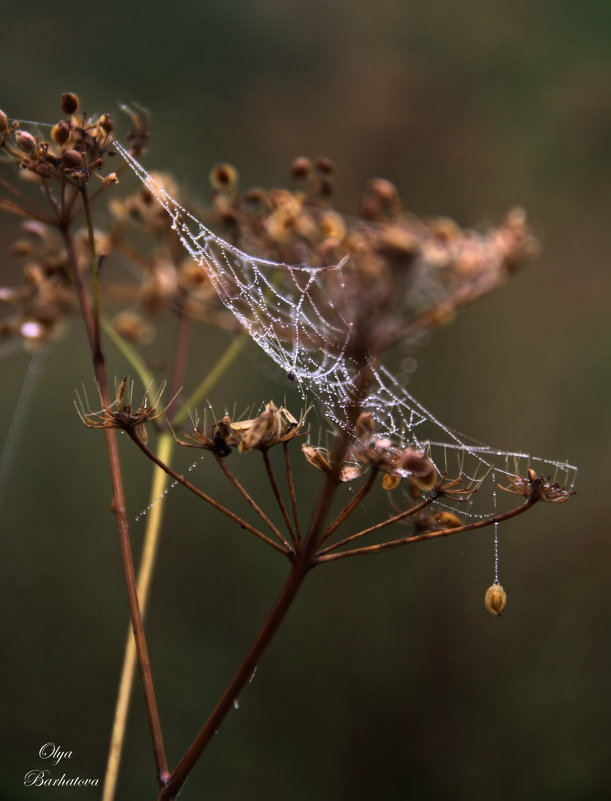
1, 1, 610, 799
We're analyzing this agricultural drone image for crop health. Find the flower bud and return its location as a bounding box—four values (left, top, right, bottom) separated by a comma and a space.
15, 130, 36, 153
60, 92, 79, 115
484, 583, 507, 617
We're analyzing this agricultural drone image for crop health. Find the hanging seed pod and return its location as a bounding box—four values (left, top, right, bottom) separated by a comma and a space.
484, 583, 507, 616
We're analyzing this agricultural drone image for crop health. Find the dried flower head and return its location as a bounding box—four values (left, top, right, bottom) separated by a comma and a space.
499, 468, 576, 504
75, 378, 169, 439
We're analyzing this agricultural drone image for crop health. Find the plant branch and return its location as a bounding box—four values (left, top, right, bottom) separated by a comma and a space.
283, 441, 301, 543
63, 222, 168, 785
315, 498, 537, 564
102, 432, 174, 801
316, 495, 436, 556
214, 453, 293, 552
128, 432, 289, 555
262, 449, 296, 547
318, 468, 379, 546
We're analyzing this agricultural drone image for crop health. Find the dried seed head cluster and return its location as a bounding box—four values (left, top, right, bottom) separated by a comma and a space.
206, 155, 538, 358
302, 411, 437, 491
178, 402, 304, 456
499, 468, 575, 504
2, 92, 536, 365
0, 95, 235, 349
75, 377, 169, 442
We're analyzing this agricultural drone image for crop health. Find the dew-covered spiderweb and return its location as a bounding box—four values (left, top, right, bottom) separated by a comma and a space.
112, 138, 577, 520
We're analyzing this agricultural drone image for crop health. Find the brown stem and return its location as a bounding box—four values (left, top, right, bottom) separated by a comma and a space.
318, 468, 379, 546
214, 454, 293, 552
316, 495, 435, 556
166, 301, 190, 422
158, 556, 311, 801
62, 227, 168, 784
283, 441, 301, 543
315, 498, 537, 564
262, 449, 296, 546
129, 433, 289, 555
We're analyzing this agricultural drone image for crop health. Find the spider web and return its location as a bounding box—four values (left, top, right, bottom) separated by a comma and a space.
111, 139, 577, 517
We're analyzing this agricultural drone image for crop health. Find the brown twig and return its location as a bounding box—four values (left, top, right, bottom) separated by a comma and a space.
262, 449, 296, 547
283, 441, 301, 543
214, 453, 293, 552
157, 555, 310, 801
315, 497, 537, 564
318, 468, 379, 546
316, 495, 436, 556
129, 433, 289, 555
62, 223, 169, 785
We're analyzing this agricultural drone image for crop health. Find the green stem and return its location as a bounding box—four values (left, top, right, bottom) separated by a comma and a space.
173, 332, 247, 426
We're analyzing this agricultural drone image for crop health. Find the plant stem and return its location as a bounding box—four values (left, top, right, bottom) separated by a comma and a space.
62, 223, 168, 785
214, 454, 293, 551
283, 441, 301, 543
173, 332, 247, 427
262, 449, 296, 546
102, 433, 174, 801
315, 498, 537, 564
129, 432, 289, 555
316, 495, 435, 556
158, 556, 311, 801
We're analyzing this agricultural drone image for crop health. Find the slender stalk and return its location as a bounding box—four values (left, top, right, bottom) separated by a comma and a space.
101, 315, 155, 390
262, 450, 296, 545
102, 433, 174, 801
315, 498, 537, 564
158, 405, 355, 797
81, 187, 101, 352
102, 320, 247, 800
318, 469, 379, 545
214, 454, 293, 552
158, 557, 311, 801
283, 441, 301, 543
62, 223, 168, 785
174, 332, 247, 426
129, 432, 289, 555
316, 495, 435, 556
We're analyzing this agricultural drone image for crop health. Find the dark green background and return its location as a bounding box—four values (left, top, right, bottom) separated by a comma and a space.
1, 2, 609, 799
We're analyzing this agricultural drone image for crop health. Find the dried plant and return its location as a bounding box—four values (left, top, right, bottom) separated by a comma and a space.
0, 95, 576, 800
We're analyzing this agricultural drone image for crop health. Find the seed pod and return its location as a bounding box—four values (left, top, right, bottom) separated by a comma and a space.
382, 473, 401, 491
0, 110, 8, 133
99, 113, 114, 133
60, 92, 79, 115
209, 163, 238, 191
484, 583, 507, 617
290, 156, 311, 179
51, 120, 70, 146
15, 130, 36, 153
61, 149, 84, 169
369, 177, 398, 204
314, 156, 334, 174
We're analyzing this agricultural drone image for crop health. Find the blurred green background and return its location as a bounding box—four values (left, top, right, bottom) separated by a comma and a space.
1, 1, 610, 799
